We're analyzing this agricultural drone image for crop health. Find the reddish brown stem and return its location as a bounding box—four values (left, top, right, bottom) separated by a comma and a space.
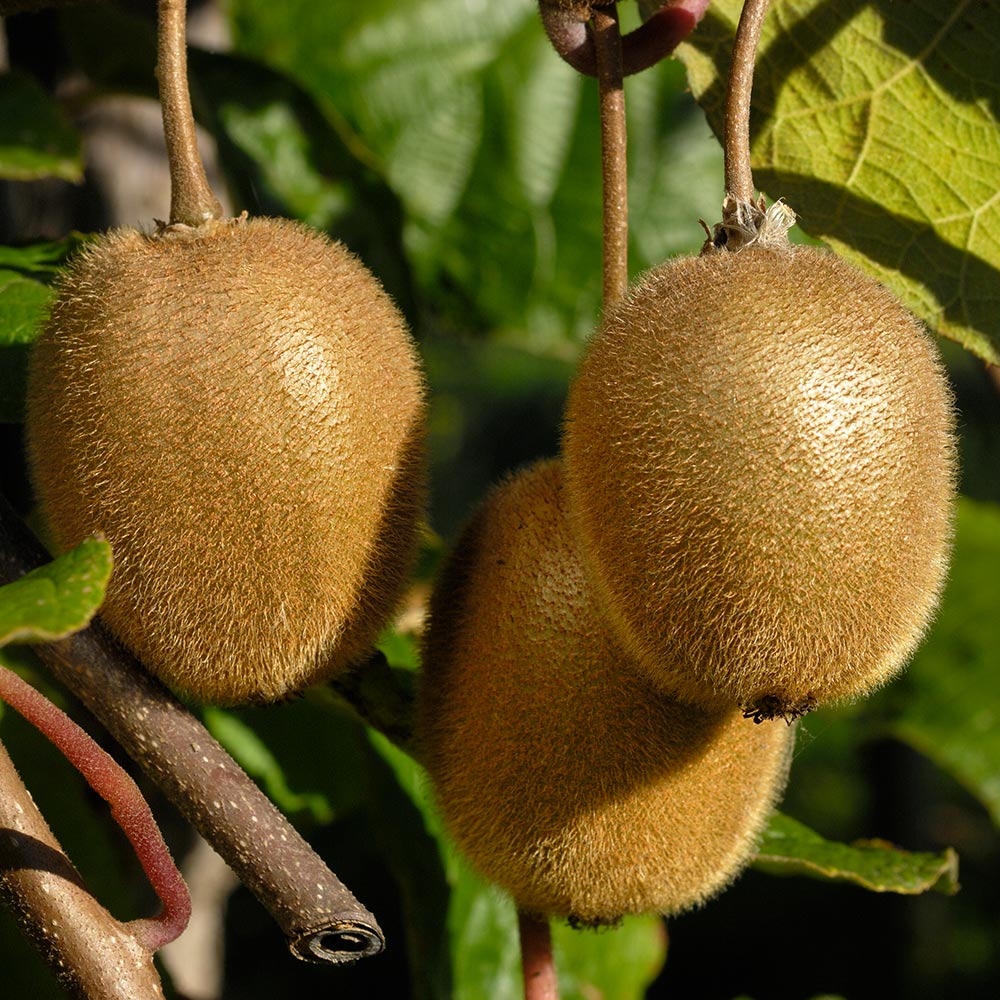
157, 0, 222, 225
723, 0, 771, 203
592, 4, 628, 308
0, 665, 190, 950
538, 1, 710, 78
518, 909, 559, 1000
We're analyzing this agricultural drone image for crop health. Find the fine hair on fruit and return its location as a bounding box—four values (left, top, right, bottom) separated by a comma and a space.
563, 241, 956, 719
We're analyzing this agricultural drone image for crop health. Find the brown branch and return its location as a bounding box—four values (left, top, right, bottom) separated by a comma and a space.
0, 738, 167, 1000
518, 909, 559, 1000
592, 4, 629, 308
0, 494, 384, 966
723, 0, 771, 204
157, 0, 223, 226
538, 1, 710, 78
0, 665, 190, 951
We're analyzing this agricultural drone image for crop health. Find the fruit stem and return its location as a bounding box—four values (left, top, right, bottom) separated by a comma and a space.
723, 0, 771, 205
0, 664, 192, 951
592, 3, 629, 308
157, 0, 223, 226
518, 909, 560, 1000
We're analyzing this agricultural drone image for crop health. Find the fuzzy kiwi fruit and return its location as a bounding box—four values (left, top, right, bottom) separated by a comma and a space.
563, 240, 956, 720
26, 216, 425, 704
417, 459, 794, 923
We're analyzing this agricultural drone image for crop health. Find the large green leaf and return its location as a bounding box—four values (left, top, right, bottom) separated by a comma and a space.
439, 860, 667, 1000
553, 914, 666, 1000
0, 537, 112, 647
0, 238, 83, 275
677, 0, 1000, 364
755, 813, 959, 894
0, 72, 82, 182
361, 732, 452, 1000
203, 695, 371, 826
885, 498, 1000, 826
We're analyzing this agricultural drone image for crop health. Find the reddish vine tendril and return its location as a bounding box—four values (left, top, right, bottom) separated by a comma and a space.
538, 0, 710, 78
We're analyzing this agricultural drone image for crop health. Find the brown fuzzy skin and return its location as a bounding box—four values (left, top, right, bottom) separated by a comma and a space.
417, 459, 794, 923
26, 216, 426, 705
563, 246, 957, 716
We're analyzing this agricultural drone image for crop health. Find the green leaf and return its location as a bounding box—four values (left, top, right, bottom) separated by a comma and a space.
0, 268, 52, 338
187, 49, 415, 313
886, 498, 1000, 826
0, 238, 82, 275
677, 1, 1000, 363
0, 72, 83, 182
377, 626, 421, 672
0, 240, 78, 421
0, 538, 112, 647
446, 867, 521, 1000
553, 916, 666, 1000
0, 267, 53, 421
754, 813, 959, 894
362, 732, 452, 1000
203, 695, 373, 825
443, 864, 667, 1000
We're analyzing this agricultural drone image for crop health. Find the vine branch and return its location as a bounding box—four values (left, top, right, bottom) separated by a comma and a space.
0, 665, 191, 951
538, 1, 710, 78
0, 739, 167, 999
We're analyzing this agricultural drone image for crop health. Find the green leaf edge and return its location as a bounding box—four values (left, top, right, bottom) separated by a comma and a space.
0, 536, 113, 647
754, 813, 959, 895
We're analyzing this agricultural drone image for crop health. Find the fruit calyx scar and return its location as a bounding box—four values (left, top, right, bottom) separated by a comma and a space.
153, 211, 250, 238
742, 693, 817, 725
701, 195, 797, 255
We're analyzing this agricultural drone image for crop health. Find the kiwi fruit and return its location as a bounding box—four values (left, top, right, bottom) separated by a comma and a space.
563, 241, 956, 719
26, 216, 425, 704
417, 459, 794, 923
